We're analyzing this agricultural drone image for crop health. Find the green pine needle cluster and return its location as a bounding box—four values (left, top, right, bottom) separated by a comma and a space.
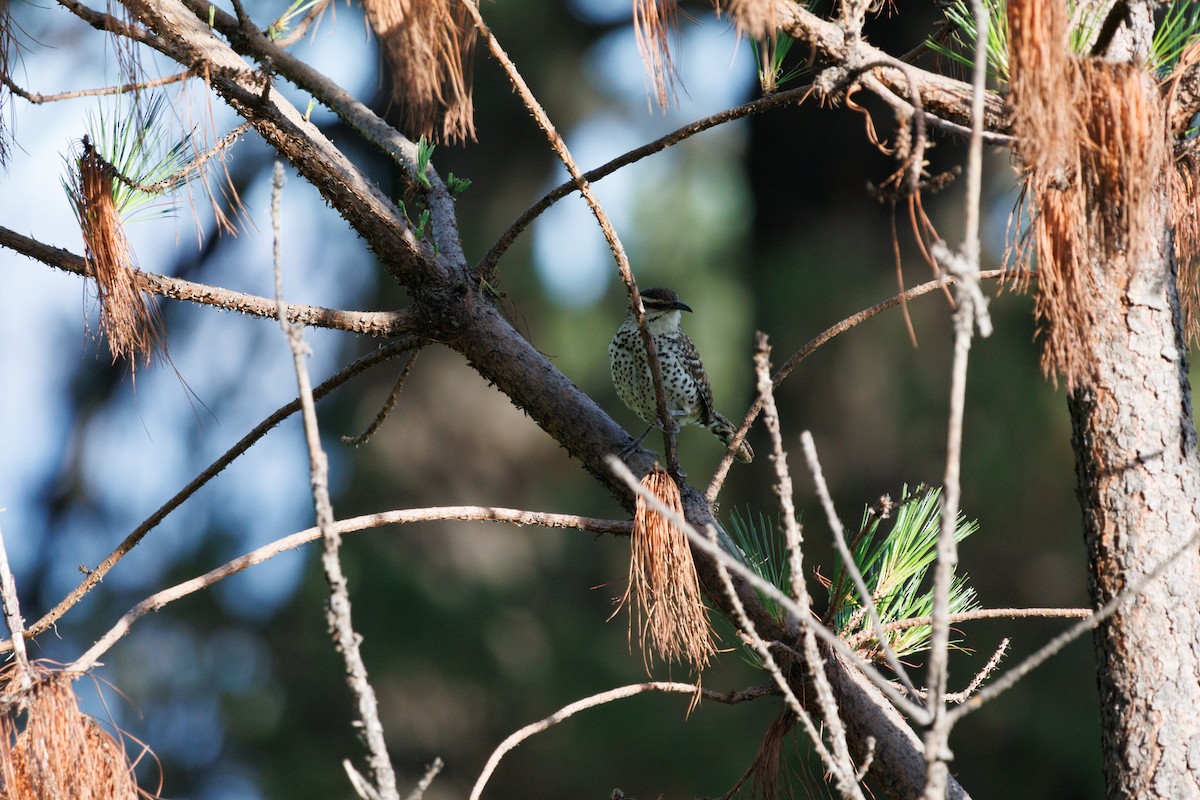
726, 506, 793, 620
826, 485, 978, 660
926, 0, 1010, 84
727, 484, 980, 667
61, 94, 195, 222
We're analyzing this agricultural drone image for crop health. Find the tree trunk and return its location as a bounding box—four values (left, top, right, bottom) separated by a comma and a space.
1067, 119, 1200, 799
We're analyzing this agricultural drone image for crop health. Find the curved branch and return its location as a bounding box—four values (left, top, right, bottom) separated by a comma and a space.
0, 70, 194, 103
476, 83, 816, 280
61, 507, 631, 671
843, 607, 1092, 650
469, 681, 777, 800
0, 226, 416, 336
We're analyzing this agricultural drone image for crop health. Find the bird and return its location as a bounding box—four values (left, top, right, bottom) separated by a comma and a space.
609, 287, 753, 463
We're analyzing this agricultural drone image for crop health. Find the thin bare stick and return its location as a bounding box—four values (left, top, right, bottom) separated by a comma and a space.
403, 758, 444, 800
462, 0, 681, 474
272, 162, 398, 799
801, 431, 921, 704
608, 456, 932, 725
948, 638, 1008, 703
0, 225, 416, 337
1, 70, 193, 103
341, 349, 420, 446
924, 4, 992, 795
475, 83, 815, 280
706, 269, 1020, 503
469, 681, 776, 800
844, 607, 1091, 649
5, 339, 416, 654
754, 335, 860, 793
0, 521, 34, 688
64, 507, 631, 672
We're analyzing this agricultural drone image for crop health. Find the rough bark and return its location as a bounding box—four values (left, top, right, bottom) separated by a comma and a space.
1067, 130, 1200, 800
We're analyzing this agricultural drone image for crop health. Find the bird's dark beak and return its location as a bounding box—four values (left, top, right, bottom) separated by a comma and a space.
674, 301, 693, 313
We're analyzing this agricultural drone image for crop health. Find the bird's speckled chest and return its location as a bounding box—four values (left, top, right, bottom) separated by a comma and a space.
608, 323, 705, 427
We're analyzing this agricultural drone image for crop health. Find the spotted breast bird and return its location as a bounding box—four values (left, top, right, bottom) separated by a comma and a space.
608, 287, 753, 463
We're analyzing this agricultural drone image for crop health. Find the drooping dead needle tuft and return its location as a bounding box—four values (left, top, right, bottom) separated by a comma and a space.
1006, 0, 1169, 390
1007, 0, 1076, 178
719, 0, 775, 43
616, 465, 716, 673
73, 138, 166, 366
1, 664, 144, 799
632, 0, 679, 109
364, 0, 477, 143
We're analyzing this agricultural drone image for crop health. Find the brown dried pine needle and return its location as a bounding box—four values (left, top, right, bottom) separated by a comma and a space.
719, 0, 775, 44
74, 140, 166, 366
617, 465, 716, 673
363, 0, 476, 143
1, 665, 145, 799
1006, 0, 1170, 390
632, 0, 679, 109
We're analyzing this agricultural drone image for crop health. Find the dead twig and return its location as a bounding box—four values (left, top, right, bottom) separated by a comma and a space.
271, 162, 399, 800
64, 507, 631, 672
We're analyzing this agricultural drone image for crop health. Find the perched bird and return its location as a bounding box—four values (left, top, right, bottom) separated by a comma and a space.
609, 287, 753, 463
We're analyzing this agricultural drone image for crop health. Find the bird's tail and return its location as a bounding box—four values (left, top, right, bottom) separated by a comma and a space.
709, 413, 753, 463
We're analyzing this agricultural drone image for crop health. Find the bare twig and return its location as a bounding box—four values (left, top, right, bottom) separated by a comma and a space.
948, 638, 1008, 703
64, 507, 631, 672
469, 681, 776, 800
272, 162, 399, 799
1, 70, 193, 103
843, 607, 1091, 649
462, 0, 681, 475
341, 349, 421, 446
403, 758, 444, 800
801, 432, 921, 704
706, 269, 1021, 503
89, 121, 254, 196
475, 84, 815, 280
0, 521, 34, 688
924, 4, 992, 795
0, 225, 416, 337
753, 335, 861, 794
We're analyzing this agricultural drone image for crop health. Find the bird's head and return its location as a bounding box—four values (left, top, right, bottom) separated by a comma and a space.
639, 287, 692, 329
